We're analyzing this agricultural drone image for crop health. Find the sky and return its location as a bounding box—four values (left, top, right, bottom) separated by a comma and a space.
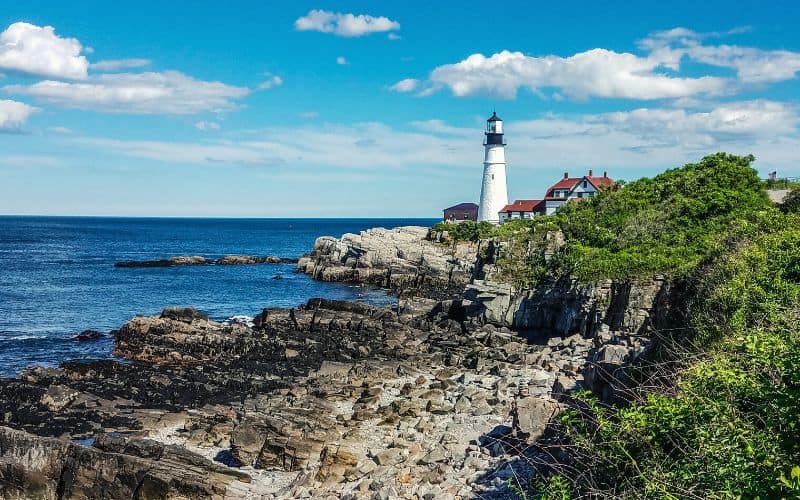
1, 0, 799, 217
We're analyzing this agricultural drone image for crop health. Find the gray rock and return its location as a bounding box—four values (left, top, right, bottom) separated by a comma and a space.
513, 397, 559, 442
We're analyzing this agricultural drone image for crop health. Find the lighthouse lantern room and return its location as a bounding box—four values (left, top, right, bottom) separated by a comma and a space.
477, 112, 509, 223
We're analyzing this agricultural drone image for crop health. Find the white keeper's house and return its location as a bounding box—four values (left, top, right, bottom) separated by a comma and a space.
542, 170, 615, 215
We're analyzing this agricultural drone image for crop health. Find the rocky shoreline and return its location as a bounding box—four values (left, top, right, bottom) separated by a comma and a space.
0, 226, 669, 499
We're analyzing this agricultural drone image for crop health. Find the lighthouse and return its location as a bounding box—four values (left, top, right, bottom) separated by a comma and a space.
477, 112, 509, 224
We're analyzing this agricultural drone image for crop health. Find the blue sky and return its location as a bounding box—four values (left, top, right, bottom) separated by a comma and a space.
1, 0, 799, 216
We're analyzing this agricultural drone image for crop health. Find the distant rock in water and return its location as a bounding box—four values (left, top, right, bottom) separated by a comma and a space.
71, 330, 105, 341
114, 255, 298, 268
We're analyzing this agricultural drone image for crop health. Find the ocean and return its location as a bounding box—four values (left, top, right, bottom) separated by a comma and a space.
0, 216, 437, 377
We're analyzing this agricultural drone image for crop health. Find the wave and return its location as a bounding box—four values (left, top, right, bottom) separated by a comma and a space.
0, 334, 48, 341
223, 315, 254, 327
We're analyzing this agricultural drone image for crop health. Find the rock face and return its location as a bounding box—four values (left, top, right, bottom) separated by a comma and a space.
296, 226, 479, 299
1, 226, 687, 498
0, 426, 248, 500
115, 255, 297, 268
0, 296, 588, 499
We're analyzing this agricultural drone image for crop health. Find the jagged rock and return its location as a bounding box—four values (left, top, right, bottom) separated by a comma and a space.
0, 426, 248, 500
114, 255, 297, 267
512, 397, 559, 442
372, 448, 404, 466
595, 344, 629, 365
296, 226, 478, 299
71, 329, 105, 341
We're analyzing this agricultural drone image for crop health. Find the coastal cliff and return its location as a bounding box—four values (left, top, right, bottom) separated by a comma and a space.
297, 226, 478, 300
0, 224, 686, 499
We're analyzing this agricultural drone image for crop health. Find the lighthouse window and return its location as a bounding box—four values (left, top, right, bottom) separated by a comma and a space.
492, 174, 495, 180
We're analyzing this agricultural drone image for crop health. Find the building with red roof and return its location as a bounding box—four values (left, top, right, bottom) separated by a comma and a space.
542, 170, 615, 215
498, 199, 544, 222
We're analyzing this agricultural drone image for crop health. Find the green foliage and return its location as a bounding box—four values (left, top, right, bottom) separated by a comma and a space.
431, 220, 495, 242
549, 217, 800, 498
765, 177, 800, 190
546, 153, 769, 282
475, 154, 800, 499
780, 188, 800, 213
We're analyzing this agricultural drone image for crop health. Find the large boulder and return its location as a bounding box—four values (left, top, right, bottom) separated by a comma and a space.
512, 397, 559, 442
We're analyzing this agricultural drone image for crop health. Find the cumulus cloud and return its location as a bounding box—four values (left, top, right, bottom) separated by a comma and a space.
3, 71, 250, 114
404, 28, 800, 101
294, 10, 400, 37
640, 27, 800, 84
194, 120, 220, 131
0, 22, 88, 79
389, 78, 420, 93
90, 58, 151, 71
0, 99, 36, 132
336, 56, 348, 65
426, 49, 726, 100
257, 75, 283, 90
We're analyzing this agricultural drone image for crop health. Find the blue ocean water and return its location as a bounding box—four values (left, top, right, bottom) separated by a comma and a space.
0, 217, 437, 377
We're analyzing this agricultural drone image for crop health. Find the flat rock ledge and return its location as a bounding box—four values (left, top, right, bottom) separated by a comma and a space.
297, 226, 479, 300
0, 298, 597, 499
115, 255, 298, 268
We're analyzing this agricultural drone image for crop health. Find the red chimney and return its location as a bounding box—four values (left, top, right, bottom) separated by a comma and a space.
563, 172, 569, 179
603, 171, 608, 178
588, 169, 593, 177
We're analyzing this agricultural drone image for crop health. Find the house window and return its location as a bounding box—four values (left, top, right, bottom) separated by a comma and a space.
463, 212, 469, 220
583, 180, 588, 188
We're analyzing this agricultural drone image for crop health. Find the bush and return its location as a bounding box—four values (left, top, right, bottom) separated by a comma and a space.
780, 188, 800, 213
432, 220, 496, 242
481, 153, 773, 286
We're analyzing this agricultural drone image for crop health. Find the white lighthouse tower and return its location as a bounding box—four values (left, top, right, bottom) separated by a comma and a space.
477, 112, 509, 224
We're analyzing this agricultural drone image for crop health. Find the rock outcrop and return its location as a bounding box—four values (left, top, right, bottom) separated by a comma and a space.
0, 426, 250, 500
0, 297, 589, 498
296, 226, 479, 299
115, 255, 297, 268
1, 226, 687, 498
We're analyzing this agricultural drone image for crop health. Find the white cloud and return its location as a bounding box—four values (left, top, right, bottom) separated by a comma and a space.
404, 28, 800, 101
257, 75, 283, 90
194, 120, 220, 131
294, 10, 400, 37
0, 22, 88, 79
4, 71, 250, 114
387, 33, 401, 41
0, 99, 36, 132
48, 126, 73, 134
426, 49, 726, 100
389, 78, 420, 93
640, 27, 800, 84
71, 100, 799, 176
90, 58, 151, 71
686, 45, 800, 84
298, 111, 319, 119
336, 56, 348, 65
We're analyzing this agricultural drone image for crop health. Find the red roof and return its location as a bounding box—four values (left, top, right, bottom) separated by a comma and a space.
585, 176, 615, 189
548, 177, 582, 191
500, 199, 542, 213
546, 172, 616, 198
